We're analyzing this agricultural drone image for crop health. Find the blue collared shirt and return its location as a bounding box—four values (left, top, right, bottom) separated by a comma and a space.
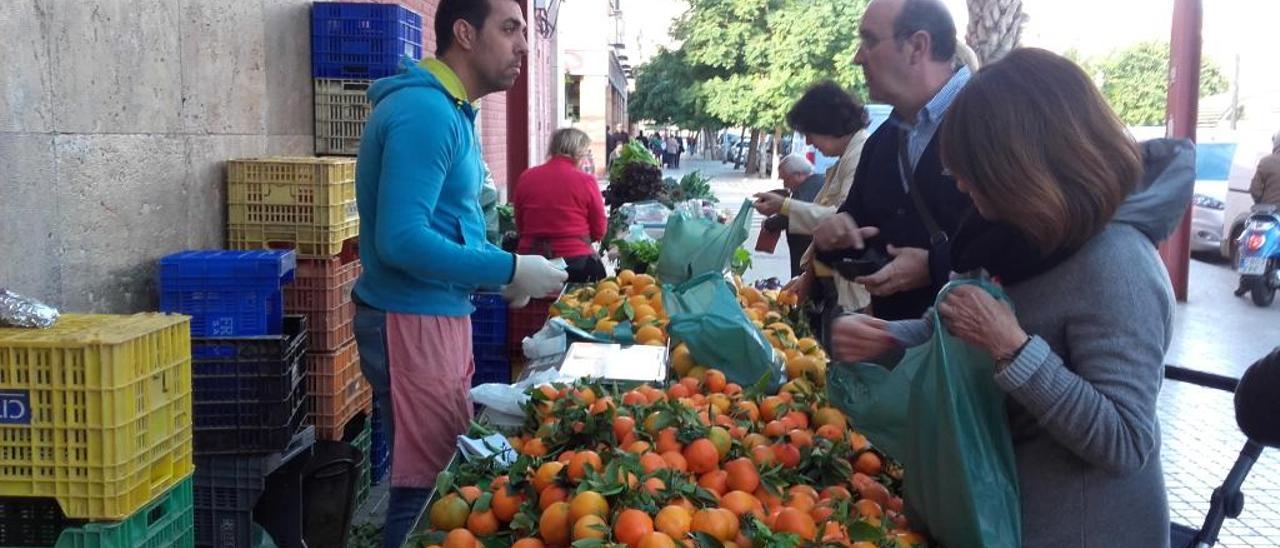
891, 66, 971, 190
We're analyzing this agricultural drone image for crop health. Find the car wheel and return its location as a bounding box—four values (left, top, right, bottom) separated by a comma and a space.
1228, 223, 1245, 265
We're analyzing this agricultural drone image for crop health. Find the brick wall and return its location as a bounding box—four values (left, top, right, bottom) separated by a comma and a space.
479, 93, 510, 192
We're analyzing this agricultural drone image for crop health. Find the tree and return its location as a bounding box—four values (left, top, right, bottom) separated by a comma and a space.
1087, 41, 1229, 126
673, 0, 870, 176
965, 0, 1027, 65
629, 48, 720, 131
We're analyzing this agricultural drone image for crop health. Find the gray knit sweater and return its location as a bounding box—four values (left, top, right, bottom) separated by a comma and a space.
883, 140, 1195, 547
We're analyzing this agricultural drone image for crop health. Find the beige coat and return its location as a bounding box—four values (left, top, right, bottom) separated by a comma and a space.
785, 130, 870, 310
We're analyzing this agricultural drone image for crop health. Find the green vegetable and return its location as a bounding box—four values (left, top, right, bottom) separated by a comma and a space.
730, 246, 753, 277
617, 239, 662, 272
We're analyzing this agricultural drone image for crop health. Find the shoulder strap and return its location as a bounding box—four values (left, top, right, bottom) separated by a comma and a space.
897, 130, 947, 246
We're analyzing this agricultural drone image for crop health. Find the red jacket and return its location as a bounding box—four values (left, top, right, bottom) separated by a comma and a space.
514, 155, 607, 258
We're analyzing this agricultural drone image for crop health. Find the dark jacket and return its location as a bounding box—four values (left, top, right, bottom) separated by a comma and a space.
818, 123, 973, 320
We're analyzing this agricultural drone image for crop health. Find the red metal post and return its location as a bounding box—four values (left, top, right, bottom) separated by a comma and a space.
506, 1, 533, 198
1159, 0, 1201, 302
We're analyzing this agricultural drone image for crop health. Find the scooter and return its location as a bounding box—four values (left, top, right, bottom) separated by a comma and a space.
1234, 205, 1280, 306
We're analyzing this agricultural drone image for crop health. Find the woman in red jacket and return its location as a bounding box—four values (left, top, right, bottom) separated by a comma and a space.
514, 128, 608, 282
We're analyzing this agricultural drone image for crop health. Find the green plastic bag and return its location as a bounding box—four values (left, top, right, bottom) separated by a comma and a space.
655, 199, 753, 284
663, 272, 782, 389
826, 279, 1022, 547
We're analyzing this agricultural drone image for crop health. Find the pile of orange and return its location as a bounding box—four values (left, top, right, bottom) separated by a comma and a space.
551, 270, 669, 345
417, 373, 925, 547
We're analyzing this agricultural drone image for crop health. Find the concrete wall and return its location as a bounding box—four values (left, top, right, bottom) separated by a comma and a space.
1, 0, 316, 313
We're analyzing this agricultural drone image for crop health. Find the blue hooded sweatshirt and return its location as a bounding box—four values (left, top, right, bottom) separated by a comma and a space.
352, 59, 516, 316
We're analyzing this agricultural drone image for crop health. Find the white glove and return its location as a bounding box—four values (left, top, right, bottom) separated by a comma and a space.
502, 285, 532, 309
509, 255, 568, 299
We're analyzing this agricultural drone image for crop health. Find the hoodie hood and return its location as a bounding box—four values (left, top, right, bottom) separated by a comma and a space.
367, 58, 475, 117
1113, 138, 1196, 244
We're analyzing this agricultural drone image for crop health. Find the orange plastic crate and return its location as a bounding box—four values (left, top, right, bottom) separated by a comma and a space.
0, 314, 194, 521
307, 341, 361, 418
284, 250, 361, 313
302, 300, 355, 352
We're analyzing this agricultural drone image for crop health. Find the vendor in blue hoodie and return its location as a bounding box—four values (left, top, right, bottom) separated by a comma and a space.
350, 1, 567, 546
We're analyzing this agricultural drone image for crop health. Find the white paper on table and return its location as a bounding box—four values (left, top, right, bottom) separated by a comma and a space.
456, 433, 516, 467
557, 342, 667, 383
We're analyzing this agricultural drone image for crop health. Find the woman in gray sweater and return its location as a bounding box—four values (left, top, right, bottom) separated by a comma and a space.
831, 48, 1195, 547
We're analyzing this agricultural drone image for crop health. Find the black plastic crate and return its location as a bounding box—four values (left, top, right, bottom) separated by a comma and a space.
194, 375, 309, 456
0, 496, 78, 547
192, 316, 310, 455
194, 426, 315, 548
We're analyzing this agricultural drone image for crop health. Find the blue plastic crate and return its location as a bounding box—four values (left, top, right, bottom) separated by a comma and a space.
311, 3, 423, 79
470, 293, 507, 360
159, 250, 296, 337
472, 359, 510, 387
160, 250, 297, 288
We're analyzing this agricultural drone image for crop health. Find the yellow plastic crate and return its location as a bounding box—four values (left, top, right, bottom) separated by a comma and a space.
227, 157, 358, 231
227, 219, 359, 259
0, 313, 195, 521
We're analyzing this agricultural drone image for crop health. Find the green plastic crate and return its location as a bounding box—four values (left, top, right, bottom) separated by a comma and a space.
23, 475, 194, 548
352, 419, 372, 510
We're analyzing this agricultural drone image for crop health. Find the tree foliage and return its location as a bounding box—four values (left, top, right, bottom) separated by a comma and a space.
1084, 41, 1230, 126
629, 48, 718, 130
630, 0, 870, 137
675, 0, 869, 131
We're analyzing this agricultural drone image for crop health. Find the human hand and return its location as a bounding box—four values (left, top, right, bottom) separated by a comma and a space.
813, 213, 878, 250
830, 314, 897, 362
854, 245, 930, 297
936, 284, 1027, 358
782, 270, 814, 303
753, 192, 786, 216
510, 255, 569, 298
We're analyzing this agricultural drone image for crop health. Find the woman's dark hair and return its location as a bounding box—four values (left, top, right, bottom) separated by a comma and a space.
787, 81, 869, 138
940, 48, 1141, 254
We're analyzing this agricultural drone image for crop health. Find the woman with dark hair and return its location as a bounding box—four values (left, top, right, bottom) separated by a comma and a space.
753, 81, 871, 346
831, 48, 1194, 546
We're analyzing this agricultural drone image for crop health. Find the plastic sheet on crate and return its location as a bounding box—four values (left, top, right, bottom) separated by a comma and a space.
0, 313, 195, 521
194, 427, 315, 548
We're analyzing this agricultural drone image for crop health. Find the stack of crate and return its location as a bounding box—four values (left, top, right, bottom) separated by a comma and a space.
224, 157, 372, 446
0, 314, 196, 548
312, 2, 423, 156
158, 250, 317, 547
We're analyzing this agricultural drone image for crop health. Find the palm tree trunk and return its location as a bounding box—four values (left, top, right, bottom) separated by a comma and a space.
965, 0, 1028, 65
